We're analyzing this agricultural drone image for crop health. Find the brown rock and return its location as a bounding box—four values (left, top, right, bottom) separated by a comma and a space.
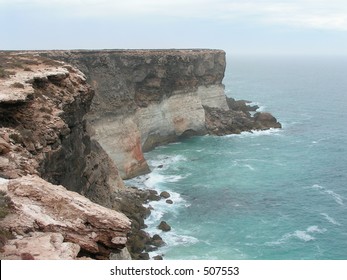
158, 221, 171, 232
254, 112, 282, 129
151, 234, 165, 247
166, 199, 173, 204
160, 191, 171, 199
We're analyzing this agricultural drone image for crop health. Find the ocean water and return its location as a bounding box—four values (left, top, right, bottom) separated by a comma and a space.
127, 55, 347, 260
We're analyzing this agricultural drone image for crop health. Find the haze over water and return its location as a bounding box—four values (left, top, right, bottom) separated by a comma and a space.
128, 55, 347, 259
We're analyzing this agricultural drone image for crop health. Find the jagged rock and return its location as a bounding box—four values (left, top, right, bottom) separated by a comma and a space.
153, 255, 164, 260
160, 191, 171, 199
205, 105, 281, 136
0, 175, 131, 260
148, 190, 161, 201
158, 221, 171, 232
226, 97, 259, 112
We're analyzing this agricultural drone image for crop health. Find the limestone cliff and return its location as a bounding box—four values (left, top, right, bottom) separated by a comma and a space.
42, 50, 227, 178
43, 50, 280, 179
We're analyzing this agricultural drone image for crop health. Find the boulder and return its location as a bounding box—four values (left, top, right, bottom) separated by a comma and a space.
254, 112, 282, 129
158, 221, 171, 232
160, 191, 171, 199
151, 234, 165, 247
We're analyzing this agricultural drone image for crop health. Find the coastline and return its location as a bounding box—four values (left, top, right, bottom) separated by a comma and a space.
0, 50, 281, 260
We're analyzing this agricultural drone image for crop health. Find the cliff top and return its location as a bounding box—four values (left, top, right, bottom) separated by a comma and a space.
0, 52, 77, 104
1, 49, 225, 59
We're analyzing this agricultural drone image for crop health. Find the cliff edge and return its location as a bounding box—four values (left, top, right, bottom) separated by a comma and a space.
43, 50, 280, 179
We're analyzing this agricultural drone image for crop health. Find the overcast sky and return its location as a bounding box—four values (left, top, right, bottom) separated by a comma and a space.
1, 0, 347, 55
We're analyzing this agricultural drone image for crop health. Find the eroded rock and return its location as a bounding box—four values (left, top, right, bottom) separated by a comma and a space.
0, 175, 131, 259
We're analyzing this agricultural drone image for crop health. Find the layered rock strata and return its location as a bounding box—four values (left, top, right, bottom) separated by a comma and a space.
42, 50, 228, 179
43, 50, 280, 180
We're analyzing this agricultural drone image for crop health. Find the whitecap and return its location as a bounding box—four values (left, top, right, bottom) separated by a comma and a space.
266, 225, 326, 246
244, 164, 255, 171
306, 225, 327, 234
293, 230, 315, 242
320, 213, 341, 226
308, 184, 344, 206
325, 190, 344, 206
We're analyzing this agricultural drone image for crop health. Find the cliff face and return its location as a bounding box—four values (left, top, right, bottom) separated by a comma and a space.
0, 52, 130, 259
43, 50, 228, 179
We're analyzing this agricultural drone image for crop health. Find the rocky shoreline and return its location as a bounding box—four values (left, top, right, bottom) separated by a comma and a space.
0, 50, 281, 260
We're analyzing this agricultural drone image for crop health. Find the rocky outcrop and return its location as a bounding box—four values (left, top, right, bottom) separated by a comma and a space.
0, 52, 131, 259
205, 97, 281, 135
0, 176, 130, 260
42, 50, 228, 179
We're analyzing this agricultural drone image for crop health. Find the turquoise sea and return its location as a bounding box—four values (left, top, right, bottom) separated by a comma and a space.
128, 56, 347, 260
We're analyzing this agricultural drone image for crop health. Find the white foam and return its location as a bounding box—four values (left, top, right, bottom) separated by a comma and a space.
224, 128, 282, 138
244, 164, 255, 171
306, 225, 327, 234
309, 184, 344, 206
148, 155, 187, 170
320, 213, 341, 226
293, 230, 315, 242
164, 232, 199, 247
266, 225, 326, 246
